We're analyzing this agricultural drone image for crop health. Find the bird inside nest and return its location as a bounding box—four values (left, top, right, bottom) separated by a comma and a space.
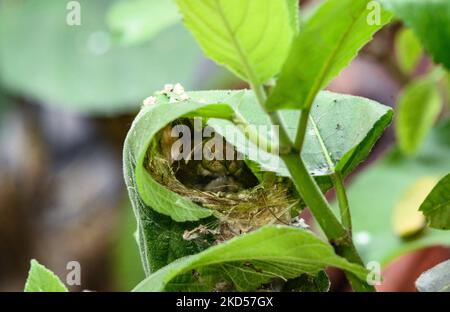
162, 123, 259, 193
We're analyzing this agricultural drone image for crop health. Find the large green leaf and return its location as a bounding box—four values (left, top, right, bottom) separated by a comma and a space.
107, 0, 180, 46
396, 77, 442, 155
379, 0, 450, 70
210, 91, 393, 187
0, 0, 207, 114
133, 225, 368, 291
24, 260, 68, 292
419, 173, 450, 230
266, 0, 392, 111
416, 260, 450, 292
176, 0, 298, 84
341, 120, 450, 265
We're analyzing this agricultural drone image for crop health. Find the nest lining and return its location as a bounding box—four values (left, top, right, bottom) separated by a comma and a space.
145, 122, 298, 241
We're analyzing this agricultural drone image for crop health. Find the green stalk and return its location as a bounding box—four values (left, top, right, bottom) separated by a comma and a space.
282, 154, 346, 239
250, 83, 374, 292
252, 83, 293, 154
294, 107, 311, 151
333, 172, 353, 231
281, 154, 373, 292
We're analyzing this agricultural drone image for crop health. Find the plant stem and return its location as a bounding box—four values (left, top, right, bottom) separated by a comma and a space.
251, 83, 294, 154
282, 154, 374, 292
333, 172, 352, 231
250, 83, 374, 292
294, 107, 311, 150
282, 154, 345, 238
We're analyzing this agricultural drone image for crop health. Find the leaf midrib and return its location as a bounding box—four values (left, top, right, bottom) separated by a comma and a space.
213, 0, 260, 87
308, 115, 336, 172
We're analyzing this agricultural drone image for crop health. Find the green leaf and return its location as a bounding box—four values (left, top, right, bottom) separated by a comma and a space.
419, 173, 450, 230
125, 167, 216, 274
125, 110, 222, 275
132, 225, 368, 291
107, 0, 180, 46
379, 0, 450, 70
266, 0, 392, 111
124, 90, 238, 223
340, 120, 450, 265
396, 77, 442, 155
0, 0, 207, 114
176, 0, 298, 84
395, 27, 423, 75
209, 91, 393, 187
416, 260, 450, 292
24, 260, 68, 292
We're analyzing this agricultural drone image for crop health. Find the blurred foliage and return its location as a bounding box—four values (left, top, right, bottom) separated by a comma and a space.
396, 75, 442, 155
0, 92, 9, 121
394, 28, 423, 75
343, 120, 450, 265
380, 0, 450, 70
0, 0, 227, 114
111, 202, 144, 291
107, 0, 180, 46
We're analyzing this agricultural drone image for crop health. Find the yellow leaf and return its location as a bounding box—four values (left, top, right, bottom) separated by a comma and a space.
393, 177, 439, 237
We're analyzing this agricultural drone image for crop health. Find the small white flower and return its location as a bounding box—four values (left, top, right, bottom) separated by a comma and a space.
179, 93, 190, 101
169, 97, 178, 104
143, 96, 157, 106
164, 84, 174, 92
292, 217, 309, 229
173, 83, 185, 95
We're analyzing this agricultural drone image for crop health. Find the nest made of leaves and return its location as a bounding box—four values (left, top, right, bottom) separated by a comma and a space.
145, 121, 299, 241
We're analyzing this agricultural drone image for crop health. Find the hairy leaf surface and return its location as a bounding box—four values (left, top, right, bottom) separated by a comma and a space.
133, 226, 368, 291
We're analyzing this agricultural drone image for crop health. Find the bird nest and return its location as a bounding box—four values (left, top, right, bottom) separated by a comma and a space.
145, 120, 299, 242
